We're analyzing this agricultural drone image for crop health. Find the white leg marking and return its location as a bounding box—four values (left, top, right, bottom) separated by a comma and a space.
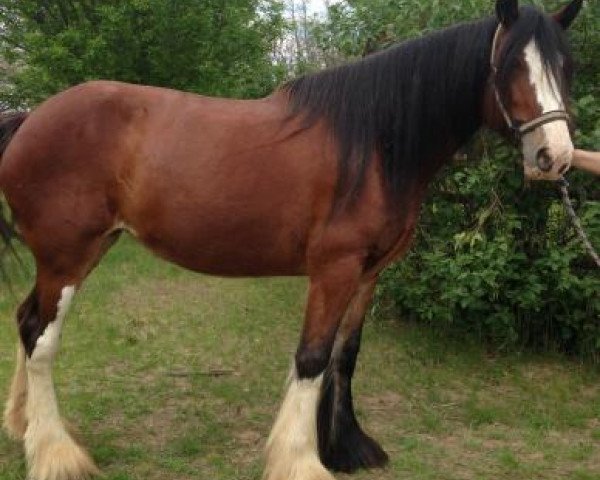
523, 40, 573, 166
264, 370, 334, 480
25, 285, 99, 480
3, 344, 28, 440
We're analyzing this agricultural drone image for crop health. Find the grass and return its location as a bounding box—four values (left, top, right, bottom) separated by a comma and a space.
0, 236, 599, 480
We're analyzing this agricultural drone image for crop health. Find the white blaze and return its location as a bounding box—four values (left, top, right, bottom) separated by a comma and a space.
524, 40, 563, 113
523, 40, 573, 174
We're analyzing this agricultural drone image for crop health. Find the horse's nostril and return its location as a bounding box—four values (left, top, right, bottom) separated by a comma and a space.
558, 164, 569, 175
536, 148, 553, 172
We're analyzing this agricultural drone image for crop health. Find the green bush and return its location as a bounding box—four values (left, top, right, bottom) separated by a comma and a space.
374, 23, 600, 355
376, 135, 600, 357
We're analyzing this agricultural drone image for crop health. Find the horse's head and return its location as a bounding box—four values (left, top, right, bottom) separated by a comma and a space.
485, 0, 583, 181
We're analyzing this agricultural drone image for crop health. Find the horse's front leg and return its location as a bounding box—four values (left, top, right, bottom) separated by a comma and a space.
264, 257, 363, 480
318, 279, 389, 473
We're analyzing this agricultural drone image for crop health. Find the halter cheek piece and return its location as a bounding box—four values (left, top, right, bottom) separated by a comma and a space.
490, 27, 599, 269
490, 25, 571, 143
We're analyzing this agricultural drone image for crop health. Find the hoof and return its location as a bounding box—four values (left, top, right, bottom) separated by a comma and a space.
321, 426, 389, 473
25, 430, 100, 480
317, 369, 389, 473
263, 453, 336, 480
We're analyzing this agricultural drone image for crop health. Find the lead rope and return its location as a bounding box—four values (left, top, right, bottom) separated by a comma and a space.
557, 177, 600, 269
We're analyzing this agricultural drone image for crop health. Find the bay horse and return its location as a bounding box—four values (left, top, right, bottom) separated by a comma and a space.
0, 1, 583, 479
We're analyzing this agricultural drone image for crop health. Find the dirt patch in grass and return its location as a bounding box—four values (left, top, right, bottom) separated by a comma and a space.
352, 360, 600, 480
361, 391, 405, 412
112, 278, 215, 340
114, 277, 214, 311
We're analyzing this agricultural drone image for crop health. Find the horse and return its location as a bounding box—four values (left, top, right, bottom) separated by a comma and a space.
0, 1, 583, 479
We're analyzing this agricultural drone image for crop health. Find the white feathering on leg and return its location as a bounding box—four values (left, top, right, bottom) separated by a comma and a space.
24, 286, 99, 480
3, 344, 28, 440
264, 370, 334, 480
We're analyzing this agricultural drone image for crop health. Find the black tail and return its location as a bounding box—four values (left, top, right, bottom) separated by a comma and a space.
0, 111, 27, 159
0, 111, 28, 235
0, 111, 28, 281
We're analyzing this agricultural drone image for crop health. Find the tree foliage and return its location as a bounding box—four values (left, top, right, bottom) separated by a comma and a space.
0, 0, 285, 106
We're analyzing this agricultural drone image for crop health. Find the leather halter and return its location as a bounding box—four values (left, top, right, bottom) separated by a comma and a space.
490, 25, 570, 142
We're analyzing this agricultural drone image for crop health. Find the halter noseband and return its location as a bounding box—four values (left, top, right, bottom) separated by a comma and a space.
490, 25, 570, 142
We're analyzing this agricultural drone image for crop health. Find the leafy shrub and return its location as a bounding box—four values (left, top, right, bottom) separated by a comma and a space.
376, 132, 600, 358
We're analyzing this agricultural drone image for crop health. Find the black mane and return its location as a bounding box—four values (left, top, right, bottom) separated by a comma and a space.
284, 6, 572, 206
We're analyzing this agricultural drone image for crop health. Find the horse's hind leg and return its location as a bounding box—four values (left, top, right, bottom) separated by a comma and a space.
318, 280, 389, 473
264, 257, 363, 480
21, 277, 101, 480
3, 342, 28, 439
3, 288, 50, 441
4, 291, 41, 442
4, 233, 116, 480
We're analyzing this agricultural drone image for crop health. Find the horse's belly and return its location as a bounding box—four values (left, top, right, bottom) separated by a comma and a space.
130, 210, 308, 277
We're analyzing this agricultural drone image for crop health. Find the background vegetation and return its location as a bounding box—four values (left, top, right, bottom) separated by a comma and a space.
0, 0, 598, 358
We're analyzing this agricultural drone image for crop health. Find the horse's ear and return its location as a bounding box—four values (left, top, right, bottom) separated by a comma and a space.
496, 0, 520, 28
553, 0, 583, 30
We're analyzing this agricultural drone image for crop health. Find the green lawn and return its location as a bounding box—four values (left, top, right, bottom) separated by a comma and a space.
1, 237, 599, 480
